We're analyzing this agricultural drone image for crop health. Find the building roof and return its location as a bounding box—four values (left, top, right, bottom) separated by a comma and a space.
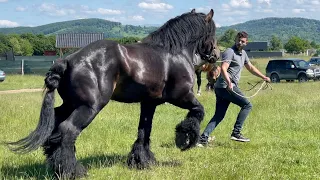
56, 33, 104, 48
244, 41, 268, 51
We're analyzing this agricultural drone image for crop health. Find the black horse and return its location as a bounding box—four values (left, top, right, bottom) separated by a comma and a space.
6, 9, 218, 179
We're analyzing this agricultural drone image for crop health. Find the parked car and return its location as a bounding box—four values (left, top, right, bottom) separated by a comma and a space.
266, 58, 320, 83
308, 57, 320, 66
0, 70, 5, 82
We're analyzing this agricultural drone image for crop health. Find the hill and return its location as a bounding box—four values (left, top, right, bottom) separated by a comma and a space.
216, 17, 320, 43
0, 18, 157, 38
1, 17, 320, 43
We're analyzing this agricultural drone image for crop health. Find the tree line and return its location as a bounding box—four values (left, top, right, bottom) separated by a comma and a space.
0, 33, 142, 57
1, 30, 319, 57
218, 29, 320, 54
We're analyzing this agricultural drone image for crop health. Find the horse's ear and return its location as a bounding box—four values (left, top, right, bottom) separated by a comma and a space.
205, 9, 214, 22
191, 9, 196, 13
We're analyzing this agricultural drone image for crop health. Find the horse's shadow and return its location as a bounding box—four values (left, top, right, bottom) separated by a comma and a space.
1, 153, 182, 179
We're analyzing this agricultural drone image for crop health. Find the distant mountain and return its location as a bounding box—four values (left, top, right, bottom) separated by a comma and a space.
1, 17, 320, 43
0, 18, 157, 38
216, 17, 320, 43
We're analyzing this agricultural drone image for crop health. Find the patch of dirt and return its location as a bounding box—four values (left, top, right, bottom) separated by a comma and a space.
0, 88, 43, 94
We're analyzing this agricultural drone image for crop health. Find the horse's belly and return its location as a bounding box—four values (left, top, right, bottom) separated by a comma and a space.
111, 79, 164, 103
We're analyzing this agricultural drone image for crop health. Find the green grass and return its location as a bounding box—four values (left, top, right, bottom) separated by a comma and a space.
0, 75, 44, 91
0, 57, 320, 179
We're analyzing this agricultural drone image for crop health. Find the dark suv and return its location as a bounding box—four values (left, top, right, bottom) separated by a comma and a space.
309, 57, 320, 66
266, 58, 320, 83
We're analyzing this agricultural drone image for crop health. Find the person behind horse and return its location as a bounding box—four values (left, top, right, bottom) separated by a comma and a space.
206, 65, 221, 91
194, 43, 220, 95
198, 31, 270, 145
195, 63, 220, 95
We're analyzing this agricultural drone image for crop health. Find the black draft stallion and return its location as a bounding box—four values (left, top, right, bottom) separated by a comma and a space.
6, 9, 218, 179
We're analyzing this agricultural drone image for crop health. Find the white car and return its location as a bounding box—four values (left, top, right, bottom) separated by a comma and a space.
0, 70, 5, 82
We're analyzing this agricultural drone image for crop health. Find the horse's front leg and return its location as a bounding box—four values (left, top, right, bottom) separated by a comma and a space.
169, 92, 204, 151
127, 101, 157, 169
195, 70, 202, 96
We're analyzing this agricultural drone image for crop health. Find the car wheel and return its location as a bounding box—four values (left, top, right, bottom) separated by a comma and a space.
270, 74, 280, 83
298, 74, 308, 82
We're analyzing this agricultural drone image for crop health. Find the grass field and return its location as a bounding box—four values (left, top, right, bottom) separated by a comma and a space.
0, 57, 319, 179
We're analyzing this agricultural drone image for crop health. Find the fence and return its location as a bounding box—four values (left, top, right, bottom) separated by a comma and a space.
0, 59, 55, 75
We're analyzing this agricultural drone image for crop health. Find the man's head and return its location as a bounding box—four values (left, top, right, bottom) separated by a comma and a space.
235, 31, 248, 50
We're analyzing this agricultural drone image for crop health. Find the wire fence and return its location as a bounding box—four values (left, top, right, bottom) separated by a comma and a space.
0, 59, 55, 75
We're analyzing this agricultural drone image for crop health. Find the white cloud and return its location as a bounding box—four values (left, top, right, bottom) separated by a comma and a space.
0, 0, 8, 2
104, 17, 126, 23
222, 10, 248, 16
257, 9, 274, 13
215, 23, 221, 28
296, 0, 304, 4
97, 8, 122, 15
257, 0, 272, 6
130, 15, 145, 21
16, 6, 27, 12
195, 6, 212, 13
138, 2, 173, 11
105, 17, 120, 22
292, 8, 306, 13
0, 20, 19, 27
38, 3, 76, 16
229, 0, 252, 8
311, 0, 320, 5
145, 0, 161, 2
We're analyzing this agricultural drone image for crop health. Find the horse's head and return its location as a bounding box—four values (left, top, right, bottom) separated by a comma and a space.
192, 9, 219, 64
142, 8, 219, 65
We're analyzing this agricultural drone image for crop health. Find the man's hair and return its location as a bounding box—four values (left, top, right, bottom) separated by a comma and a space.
236, 31, 248, 39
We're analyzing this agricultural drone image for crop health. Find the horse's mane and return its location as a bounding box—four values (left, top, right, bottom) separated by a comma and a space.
142, 11, 216, 54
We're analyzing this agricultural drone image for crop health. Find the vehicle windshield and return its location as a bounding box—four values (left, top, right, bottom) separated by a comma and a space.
293, 60, 310, 68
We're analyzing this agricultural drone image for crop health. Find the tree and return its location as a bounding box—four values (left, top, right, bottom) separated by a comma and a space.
284, 36, 310, 53
0, 33, 10, 54
218, 29, 237, 48
19, 39, 34, 56
8, 36, 23, 55
310, 41, 319, 49
269, 35, 282, 51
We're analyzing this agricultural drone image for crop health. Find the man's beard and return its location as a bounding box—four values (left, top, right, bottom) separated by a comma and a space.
236, 43, 246, 50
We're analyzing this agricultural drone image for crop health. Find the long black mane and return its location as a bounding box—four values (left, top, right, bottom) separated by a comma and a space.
142, 12, 216, 54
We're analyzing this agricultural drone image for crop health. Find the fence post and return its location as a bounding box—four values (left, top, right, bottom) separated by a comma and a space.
21, 59, 24, 75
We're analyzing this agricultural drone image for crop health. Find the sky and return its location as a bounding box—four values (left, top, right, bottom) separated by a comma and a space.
0, 0, 319, 28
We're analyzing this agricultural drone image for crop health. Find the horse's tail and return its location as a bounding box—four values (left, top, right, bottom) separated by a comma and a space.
6, 59, 67, 153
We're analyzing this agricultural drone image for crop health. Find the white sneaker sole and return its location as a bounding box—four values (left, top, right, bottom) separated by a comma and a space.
230, 136, 250, 142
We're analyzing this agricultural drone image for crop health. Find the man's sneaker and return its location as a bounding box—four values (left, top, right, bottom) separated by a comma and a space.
196, 135, 208, 147
230, 133, 250, 142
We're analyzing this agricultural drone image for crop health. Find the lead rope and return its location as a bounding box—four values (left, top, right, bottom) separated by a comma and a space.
213, 60, 273, 99
230, 81, 272, 99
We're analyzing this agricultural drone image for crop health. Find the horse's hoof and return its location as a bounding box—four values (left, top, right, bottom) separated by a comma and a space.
197, 93, 201, 96
75, 162, 88, 178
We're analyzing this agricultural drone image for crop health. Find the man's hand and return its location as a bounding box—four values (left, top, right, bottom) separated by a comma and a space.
263, 76, 271, 83
227, 82, 233, 91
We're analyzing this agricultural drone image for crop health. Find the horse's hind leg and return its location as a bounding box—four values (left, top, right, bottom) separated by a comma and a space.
42, 103, 85, 178
127, 101, 157, 169
48, 104, 100, 179
169, 92, 204, 150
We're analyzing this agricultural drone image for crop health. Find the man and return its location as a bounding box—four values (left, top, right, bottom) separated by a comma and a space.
199, 31, 270, 144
